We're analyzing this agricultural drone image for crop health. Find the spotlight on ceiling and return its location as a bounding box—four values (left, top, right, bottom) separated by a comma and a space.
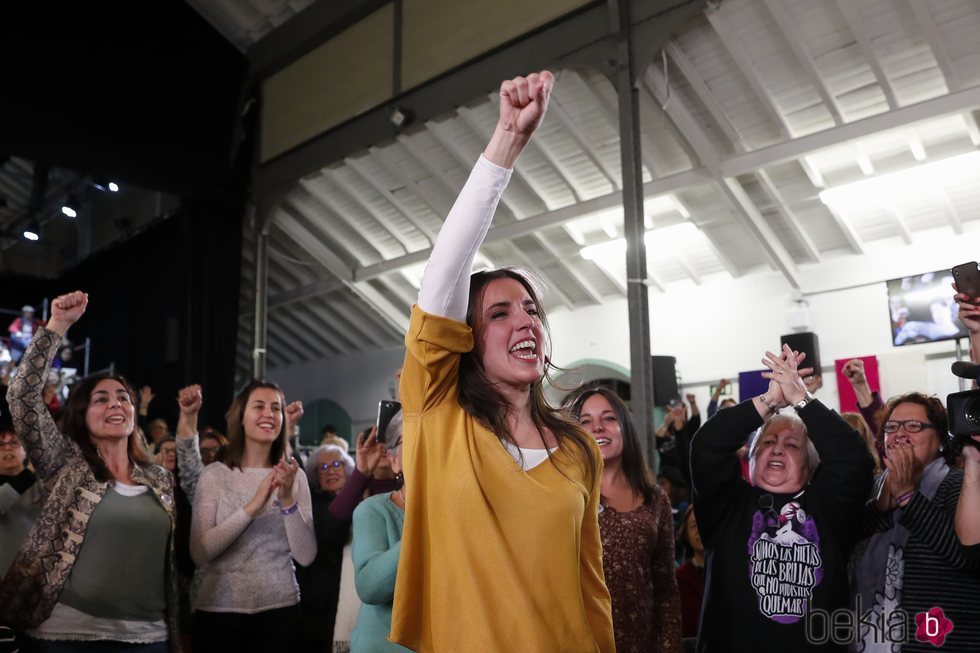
92, 178, 120, 193
61, 196, 79, 218
23, 222, 40, 241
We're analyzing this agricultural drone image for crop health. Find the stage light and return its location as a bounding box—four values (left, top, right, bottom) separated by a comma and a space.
23, 222, 40, 241
61, 196, 79, 218
92, 178, 120, 192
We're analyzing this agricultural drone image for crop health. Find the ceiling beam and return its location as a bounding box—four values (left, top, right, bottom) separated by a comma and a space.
762, 0, 844, 124
644, 66, 803, 289
721, 84, 980, 177
834, 0, 899, 110
907, 0, 961, 93
274, 206, 410, 333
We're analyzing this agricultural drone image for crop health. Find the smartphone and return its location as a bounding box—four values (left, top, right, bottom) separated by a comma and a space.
667, 397, 682, 410
952, 261, 980, 302
375, 399, 402, 445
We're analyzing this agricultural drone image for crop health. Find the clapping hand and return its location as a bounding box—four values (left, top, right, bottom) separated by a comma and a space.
274, 456, 299, 506
761, 344, 813, 407
48, 291, 88, 336
879, 443, 921, 510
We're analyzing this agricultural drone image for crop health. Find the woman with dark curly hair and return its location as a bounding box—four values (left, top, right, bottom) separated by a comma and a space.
567, 386, 681, 653
852, 392, 980, 652
0, 291, 178, 652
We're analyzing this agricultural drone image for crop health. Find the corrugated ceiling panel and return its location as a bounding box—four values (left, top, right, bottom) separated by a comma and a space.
675, 15, 782, 149
931, 0, 980, 87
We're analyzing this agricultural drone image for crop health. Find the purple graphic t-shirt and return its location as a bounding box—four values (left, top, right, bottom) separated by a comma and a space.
748, 499, 824, 624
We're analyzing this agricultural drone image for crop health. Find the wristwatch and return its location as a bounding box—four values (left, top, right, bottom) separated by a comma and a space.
794, 391, 815, 410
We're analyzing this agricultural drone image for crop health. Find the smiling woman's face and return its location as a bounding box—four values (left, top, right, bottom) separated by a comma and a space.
0, 431, 26, 475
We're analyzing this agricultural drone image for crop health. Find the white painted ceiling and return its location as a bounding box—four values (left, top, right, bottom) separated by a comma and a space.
191, 0, 980, 374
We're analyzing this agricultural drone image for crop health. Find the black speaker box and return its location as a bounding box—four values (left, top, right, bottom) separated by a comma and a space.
651, 355, 679, 406
780, 332, 821, 375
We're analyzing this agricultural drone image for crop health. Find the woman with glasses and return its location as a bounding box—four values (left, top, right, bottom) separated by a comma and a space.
0, 292, 178, 652
297, 444, 356, 652
690, 345, 873, 652
351, 413, 409, 652
852, 392, 980, 652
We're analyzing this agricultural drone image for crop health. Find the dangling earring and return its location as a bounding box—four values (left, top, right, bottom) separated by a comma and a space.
395, 471, 404, 484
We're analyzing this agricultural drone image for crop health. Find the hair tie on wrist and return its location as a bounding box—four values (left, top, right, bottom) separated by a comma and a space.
280, 502, 299, 515
895, 490, 915, 506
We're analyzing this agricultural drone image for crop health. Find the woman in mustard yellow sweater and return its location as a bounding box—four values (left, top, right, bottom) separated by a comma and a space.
389, 71, 615, 653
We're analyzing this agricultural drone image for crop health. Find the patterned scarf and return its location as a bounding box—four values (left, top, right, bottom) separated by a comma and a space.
850, 456, 949, 652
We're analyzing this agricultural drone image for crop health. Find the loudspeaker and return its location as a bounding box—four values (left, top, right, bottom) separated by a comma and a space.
651, 355, 679, 406
780, 332, 821, 375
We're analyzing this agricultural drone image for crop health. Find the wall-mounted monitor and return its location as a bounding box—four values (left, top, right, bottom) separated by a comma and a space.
886, 269, 968, 346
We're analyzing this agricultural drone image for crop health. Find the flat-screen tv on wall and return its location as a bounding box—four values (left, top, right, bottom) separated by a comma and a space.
886, 269, 968, 346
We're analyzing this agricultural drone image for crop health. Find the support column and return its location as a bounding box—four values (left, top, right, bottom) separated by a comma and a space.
612, 0, 656, 463
251, 203, 270, 380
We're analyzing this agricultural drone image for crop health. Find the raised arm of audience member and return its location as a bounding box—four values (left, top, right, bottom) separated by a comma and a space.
954, 289, 980, 369
175, 384, 205, 501
137, 385, 154, 437
328, 426, 384, 520
956, 438, 980, 558
842, 358, 884, 436
706, 379, 728, 418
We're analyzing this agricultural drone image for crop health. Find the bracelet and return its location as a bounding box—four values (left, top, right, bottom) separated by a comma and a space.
895, 490, 915, 506
279, 502, 299, 515
758, 395, 779, 416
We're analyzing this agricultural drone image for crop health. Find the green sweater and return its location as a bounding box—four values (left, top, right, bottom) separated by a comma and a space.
350, 492, 409, 653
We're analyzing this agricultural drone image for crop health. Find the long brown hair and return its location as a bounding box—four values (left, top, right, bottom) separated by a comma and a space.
566, 386, 657, 504
458, 268, 598, 482
223, 379, 290, 469
63, 373, 150, 483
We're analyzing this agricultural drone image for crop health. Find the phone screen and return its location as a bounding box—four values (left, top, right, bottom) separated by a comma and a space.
376, 400, 402, 445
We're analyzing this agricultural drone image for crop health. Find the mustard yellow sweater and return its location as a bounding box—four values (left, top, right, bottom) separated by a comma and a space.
390, 306, 615, 653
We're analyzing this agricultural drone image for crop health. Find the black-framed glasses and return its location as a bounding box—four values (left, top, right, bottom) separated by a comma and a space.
0, 440, 21, 449
318, 460, 344, 471
883, 420, 936, 434
200, 446, 221, 455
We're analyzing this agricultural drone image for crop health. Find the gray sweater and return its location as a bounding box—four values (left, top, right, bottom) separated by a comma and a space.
189, 462, 317, 613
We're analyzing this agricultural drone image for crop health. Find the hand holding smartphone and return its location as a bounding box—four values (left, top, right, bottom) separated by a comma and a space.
375, 399, 402, 445
952, 261, 980, 303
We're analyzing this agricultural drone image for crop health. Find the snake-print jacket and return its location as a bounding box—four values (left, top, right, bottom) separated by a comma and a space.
0, 327, 180, 653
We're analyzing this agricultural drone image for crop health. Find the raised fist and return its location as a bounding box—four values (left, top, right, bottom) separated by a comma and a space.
498, 71, 554, 138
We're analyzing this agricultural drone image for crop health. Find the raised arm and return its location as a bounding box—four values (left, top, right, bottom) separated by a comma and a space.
7, 291, 88, 479
175, 384, 205, 501
956, 442, 980, 554
417, 71, 553, 321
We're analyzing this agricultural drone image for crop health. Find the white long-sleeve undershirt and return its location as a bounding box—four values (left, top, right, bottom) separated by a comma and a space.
416, 155, 512, 321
